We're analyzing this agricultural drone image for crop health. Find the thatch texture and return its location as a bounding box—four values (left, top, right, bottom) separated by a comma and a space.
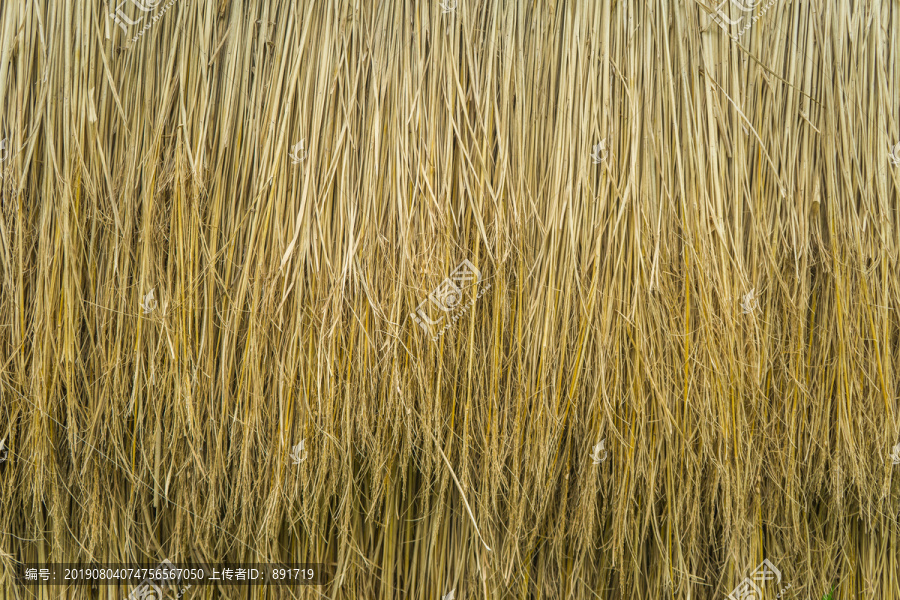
1, 0, 899, 598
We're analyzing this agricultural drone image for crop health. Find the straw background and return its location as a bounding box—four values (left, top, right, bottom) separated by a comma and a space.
1, 0, 900, 598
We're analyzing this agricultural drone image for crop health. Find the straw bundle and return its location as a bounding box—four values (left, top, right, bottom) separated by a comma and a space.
1, 0, 899, 599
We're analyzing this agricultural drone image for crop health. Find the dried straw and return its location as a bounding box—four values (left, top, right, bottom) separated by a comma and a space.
0, 0, 899, 599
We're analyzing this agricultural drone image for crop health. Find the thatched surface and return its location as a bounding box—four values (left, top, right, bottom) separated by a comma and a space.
1, 1, 899, 598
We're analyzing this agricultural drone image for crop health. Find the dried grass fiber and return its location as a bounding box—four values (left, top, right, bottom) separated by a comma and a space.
1, 0, 900, 599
